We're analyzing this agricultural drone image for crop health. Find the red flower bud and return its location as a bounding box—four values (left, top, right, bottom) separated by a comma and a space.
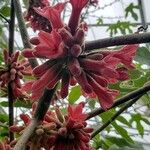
68, 58, 82, 77
58, 127, 67, 136
70, 44, 82, 57
74, 71, 92, 94
22, 49, 34, 58
30, 37, 40, 45
74, 28, 85, 45
10, 125, 24, 132
59, 28, 74, 47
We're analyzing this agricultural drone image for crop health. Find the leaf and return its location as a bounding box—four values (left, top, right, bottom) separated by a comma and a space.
141, 117, 150, 125
0, 100, 32, 108
97, 18, 103, 25
137, 122, 144, 137
112, 122, 134, 143
0, 114, 9, 123
106, 137, 131, 147
129, 114, 145, 137
68, 86, 81, 104
107, 21, 134, 36
0, 6, 10, 17
88, 99, 96, 109
116, 116, 131, 127
125, 3, 139, 21
129, 69, 142, 79
135, 47, 150, 65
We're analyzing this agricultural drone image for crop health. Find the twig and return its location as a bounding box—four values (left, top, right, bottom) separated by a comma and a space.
14, 0, 38, 68
0, 12, 10, 23
13, 0, 58, 149
13, 118, 38, 150
87, 83, 150, 120
91, 95, 142, 138
8, 0, 15, 142
85, 32, 150, 51
13, 88, 57, 150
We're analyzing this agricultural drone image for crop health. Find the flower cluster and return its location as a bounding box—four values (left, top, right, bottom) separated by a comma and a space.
0, 140, 11, 150
0, 50, 32, 99
25, 0, 51, 32
22, 0, 138, 110
10, 102, 93, 149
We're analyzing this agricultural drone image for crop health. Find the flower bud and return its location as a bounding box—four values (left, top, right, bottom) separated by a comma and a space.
58, 127, 67, 136
10, 125, 24, 132
30, 37, 40, 45
55, 107, 64, 123
74, 28, 85, 45
35, 128, 44, 135
22, 49, 34, 58
68, 58, 81, 77
59, 28, 74, 47
43, 123, 56, 131
70, 44, 82, 57
10, 68, 16, 75
10, 74, 16, 81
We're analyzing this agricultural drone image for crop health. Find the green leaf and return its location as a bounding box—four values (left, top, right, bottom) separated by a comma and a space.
0, 114, 8, 123
107, 21, 134, 36
0, 100, 32, 108
106, 137, 131, 147
116, 116, 131, 127
112, 122, 134, 143
125, 3, 139, 21
135, 47, 150, 65
137, 121, 144, 137
97, 18, 103, 25
88, 99, 96, 109
141, 117, 150, 125
68, 86, 81, 104
0, 6, 10, 17
129, 114, 145, 137
129, 69, 142, 79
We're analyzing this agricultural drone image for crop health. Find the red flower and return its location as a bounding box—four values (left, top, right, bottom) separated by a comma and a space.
35, 3, 66, 29
25, 0, 51, 32
23, 30, 64, 59
0, 140, 10, 150
68, 102, 88, 122
0, 50, 32, 99
113, 45, 138, 69
22, 23, 138, 109
10, 103, 94, 150
69, 0, 89, 34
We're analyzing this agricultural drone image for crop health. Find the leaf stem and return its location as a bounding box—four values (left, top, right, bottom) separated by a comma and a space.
0, 12, 10, 23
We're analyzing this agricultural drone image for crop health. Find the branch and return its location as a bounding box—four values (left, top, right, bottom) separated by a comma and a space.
13, 88, 57, 150
14, 0, 38, 68
13, 118, 38, 150
85, 32, 150, 51
0, 12, 10, 23
91, 95, 142, 138
8, 0, 15, 142
87, 83, 150, 120
13, 1, 58, 149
